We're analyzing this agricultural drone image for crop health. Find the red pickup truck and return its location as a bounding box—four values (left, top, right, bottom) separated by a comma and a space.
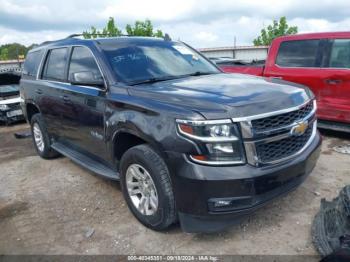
218, 32, 350, 132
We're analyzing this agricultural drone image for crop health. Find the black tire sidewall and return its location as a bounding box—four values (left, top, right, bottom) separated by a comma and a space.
30, 113, 55, 159
120, 145, 175, 230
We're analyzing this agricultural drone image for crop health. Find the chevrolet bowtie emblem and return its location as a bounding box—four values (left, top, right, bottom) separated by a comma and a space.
290, 121, 308, 136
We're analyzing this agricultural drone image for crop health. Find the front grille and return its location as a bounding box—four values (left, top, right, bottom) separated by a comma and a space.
251, 101, 314, 133
256, 125, 313, 163
0, 95, 19, 100
7, 102, 21, 110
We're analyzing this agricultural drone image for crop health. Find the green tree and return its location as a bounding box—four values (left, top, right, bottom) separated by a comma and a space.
0, 48, 9, 60
125, 19, 164, 37
0, 43, 29, 60
83, 17, 165, 39
253, 17, 298, 46
83, 17, 122, 39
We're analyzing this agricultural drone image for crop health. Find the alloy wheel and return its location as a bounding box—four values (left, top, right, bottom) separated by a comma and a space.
125, 164, 159, 216
33, 123, 44, 152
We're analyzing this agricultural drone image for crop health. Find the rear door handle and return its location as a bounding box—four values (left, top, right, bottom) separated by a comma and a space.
325, 79, 342, 85
60, 95, 70, 102
35, 89, 43, 95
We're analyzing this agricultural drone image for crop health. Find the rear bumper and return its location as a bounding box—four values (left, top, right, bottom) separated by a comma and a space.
166, 131, 322, 233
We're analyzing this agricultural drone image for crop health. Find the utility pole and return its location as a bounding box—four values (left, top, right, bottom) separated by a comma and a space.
233, 36, 237, 59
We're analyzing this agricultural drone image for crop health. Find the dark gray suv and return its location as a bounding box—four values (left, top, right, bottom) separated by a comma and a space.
20, 35, 321, 232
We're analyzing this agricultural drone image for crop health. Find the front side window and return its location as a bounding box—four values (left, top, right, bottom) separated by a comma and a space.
68, 46, 102, 81
42, 48, 69, 81
328, 39, 350, 68
101, 41, 219, 84
276, 40, 320, 68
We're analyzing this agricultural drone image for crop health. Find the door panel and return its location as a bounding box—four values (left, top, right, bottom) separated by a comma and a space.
59, 46, 110, 163
37, 81, 69, 136
59, 85, 109, 161
316, 39, 350, 123
38, 47, 70, 137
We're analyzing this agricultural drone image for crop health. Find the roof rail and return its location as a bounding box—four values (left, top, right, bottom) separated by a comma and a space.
66, 33, 132, 39
66, 33, 172, 41
36, 34, 116, 47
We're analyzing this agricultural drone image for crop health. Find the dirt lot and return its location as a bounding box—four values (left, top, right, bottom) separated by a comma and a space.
0, 123, 349, 256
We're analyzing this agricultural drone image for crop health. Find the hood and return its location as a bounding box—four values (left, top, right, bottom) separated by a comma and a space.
0, 96, 21, 105
127, 73, 312, 119
0, 84, 19, 98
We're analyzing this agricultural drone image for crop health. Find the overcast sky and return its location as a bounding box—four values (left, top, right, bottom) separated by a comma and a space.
1, 0, 350, 48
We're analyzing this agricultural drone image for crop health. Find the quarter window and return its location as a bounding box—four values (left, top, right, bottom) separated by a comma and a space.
68, 46, 102, 82
276, 40, 320, 67
328, 39, 350, 68
23, 50, 44, 77
42, 48, 69, 81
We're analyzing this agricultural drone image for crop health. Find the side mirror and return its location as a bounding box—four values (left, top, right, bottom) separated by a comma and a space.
70, 71, 104, 88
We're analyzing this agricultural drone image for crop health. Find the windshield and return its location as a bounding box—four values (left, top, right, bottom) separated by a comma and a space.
101, 40, 220, 84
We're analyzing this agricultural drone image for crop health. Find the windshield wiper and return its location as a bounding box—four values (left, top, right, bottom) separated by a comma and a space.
129, 72, 218, 86
187, 71, 218, 77
129, 76, 181, 86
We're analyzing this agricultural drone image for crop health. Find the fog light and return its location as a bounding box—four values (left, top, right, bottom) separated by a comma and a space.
208, 196, 253, 212
214, 200, 231, 207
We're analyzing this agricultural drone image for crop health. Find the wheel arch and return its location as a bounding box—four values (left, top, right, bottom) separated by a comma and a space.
26, 102, 41, 122
111, 126, 165, 166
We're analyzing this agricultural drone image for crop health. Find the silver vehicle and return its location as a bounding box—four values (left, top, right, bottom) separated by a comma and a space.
0, 70, 24, 124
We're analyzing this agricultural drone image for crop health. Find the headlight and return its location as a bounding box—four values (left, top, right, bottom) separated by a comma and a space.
0, 104, 9, 111
176, 119, 245, 165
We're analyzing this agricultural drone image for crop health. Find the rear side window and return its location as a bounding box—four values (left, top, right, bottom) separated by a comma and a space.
23, 50, 44, 77
328, 39, 350, 68
42, 48, 69, 81
276, 40, 320, 67
68, 46, 102, 81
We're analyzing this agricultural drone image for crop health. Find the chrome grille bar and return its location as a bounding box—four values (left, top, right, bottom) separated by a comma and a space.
235, 99, 317, 166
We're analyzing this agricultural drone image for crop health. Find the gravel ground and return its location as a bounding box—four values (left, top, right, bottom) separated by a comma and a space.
0, 123, 349, 256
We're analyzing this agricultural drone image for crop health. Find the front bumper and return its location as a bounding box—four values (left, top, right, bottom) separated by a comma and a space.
166, 131, 322, 233
0, 105, 24, 124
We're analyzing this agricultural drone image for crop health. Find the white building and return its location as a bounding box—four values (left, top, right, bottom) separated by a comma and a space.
198, 46, 269, 61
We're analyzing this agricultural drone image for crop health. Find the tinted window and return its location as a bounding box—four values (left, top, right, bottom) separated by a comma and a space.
329, 39, 350, 68
23, 50, 44, 77
276, 40, 320, 67
68, 47, 102, 81
101, 41, 219, 84
42, 48, 69, 81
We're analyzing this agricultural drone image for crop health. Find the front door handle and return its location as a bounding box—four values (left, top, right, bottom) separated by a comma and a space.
35, 89, 43, 95
325, 79, 342, 85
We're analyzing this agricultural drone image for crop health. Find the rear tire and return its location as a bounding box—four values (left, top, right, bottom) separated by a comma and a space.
120, 144, 176, 231
30, 113, 60, 159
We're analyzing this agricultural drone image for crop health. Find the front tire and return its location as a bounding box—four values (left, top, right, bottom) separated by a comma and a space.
30, 113, 59, 159
120, 144, 176, 231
